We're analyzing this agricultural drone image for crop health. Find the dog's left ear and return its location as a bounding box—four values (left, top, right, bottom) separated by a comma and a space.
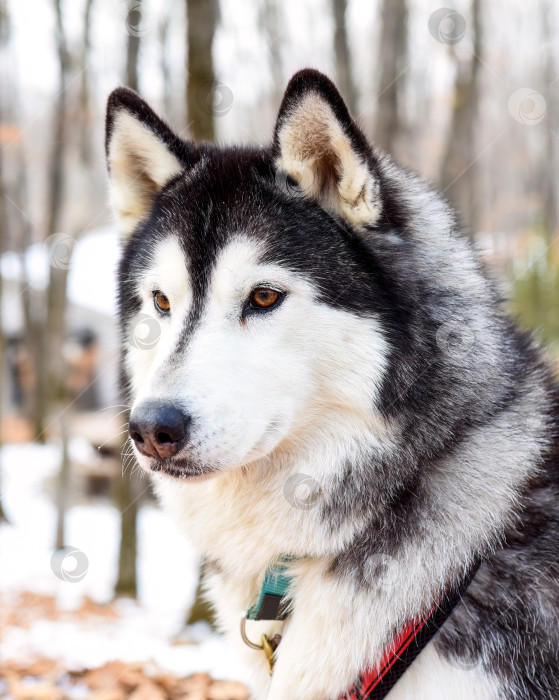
273, 69, 381, 230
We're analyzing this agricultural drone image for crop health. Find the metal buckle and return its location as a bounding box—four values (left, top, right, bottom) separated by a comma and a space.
240, 614, 264, 650
240, 614, 279, 675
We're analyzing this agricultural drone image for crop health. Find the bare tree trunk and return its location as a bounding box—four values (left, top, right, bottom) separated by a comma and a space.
543, 0, 558, 242
0, 146, 7, 523
186, 0, 219, 141
15, 160, 37, 426
79, 0, 95, 165
259, 0, 284, 106
46, 1, 69, 248
0, 0, 8, 521
159, 5, 173, 118
440, 0, 482, 238
126, 0, 141, 92
374, 0, 408, 154
331, 0, 357, 115
186, 561, 215, 627
55, 413, 71, 548
115, 1, 149, 598
31, 0, 72, 444
0, 251, 6, 523
48, 0, 73, 548
114, 430, 138, 598
184, 0, 218, 625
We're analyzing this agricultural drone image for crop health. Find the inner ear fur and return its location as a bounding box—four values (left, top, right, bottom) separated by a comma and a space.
273, 69, 381, 229
105, 88, 189, 237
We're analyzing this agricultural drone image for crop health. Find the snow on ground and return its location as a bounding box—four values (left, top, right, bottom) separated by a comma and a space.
0, 443, 251, 683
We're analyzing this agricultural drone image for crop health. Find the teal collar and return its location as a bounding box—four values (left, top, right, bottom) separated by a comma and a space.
247, 555, 296, 621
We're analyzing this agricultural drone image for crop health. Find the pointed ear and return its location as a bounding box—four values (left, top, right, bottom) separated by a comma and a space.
105, 88, 190, 236
273, 69, 381, 230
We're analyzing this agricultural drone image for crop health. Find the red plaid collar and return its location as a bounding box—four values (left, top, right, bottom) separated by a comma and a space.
340, 561, 480, 700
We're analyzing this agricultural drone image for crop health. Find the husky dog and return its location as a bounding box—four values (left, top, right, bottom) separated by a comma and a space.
105, 70, 559, 699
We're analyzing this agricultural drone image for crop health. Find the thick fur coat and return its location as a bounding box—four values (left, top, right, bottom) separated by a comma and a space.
105, 69, 559, 699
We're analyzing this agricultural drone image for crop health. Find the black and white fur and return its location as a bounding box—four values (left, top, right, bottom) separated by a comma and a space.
105, 69, 559, 699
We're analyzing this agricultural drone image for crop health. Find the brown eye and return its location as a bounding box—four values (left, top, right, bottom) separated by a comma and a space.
250, 287, 280, 309
154, 290, 171, 313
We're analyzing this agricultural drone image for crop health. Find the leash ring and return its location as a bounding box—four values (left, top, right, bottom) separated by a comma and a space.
240, 614, 265, 650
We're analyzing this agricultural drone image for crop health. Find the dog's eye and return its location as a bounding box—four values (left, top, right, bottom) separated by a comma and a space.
242, 286, 285, 319
153, 290, 171, 314
250, 287, 281, 309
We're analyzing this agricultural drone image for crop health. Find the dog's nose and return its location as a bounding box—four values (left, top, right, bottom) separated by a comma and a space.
129, 401, 189, 459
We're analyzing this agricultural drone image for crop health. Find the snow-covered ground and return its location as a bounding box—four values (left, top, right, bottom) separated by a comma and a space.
0, 442, 250, 683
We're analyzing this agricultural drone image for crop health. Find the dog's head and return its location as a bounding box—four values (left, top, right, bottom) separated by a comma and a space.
106, 70, 417, 480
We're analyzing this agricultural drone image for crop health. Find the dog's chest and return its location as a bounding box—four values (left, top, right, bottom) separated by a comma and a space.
155, 477, 272, 566
384, 644, 500, 700
153, 472, 327, 576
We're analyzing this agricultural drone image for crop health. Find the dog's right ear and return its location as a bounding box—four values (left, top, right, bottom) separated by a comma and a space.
105, 88, 192, 237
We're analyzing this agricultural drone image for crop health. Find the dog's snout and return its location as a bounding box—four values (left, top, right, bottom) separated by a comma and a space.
129, 401, 189, 459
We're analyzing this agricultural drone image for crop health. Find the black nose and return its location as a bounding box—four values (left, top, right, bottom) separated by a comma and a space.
129, 401, 189, 459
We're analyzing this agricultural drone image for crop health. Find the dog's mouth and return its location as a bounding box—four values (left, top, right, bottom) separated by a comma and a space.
145, 455, 221, 481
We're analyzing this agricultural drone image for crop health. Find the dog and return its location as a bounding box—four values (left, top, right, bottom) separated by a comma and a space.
105, 69, 559, 699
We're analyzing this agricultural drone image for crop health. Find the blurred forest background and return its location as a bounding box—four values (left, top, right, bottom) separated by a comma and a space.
0, 0, 558, 697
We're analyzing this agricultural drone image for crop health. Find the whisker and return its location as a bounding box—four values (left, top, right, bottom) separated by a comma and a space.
97, 428, 130, 451
94, 404, 131, 415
